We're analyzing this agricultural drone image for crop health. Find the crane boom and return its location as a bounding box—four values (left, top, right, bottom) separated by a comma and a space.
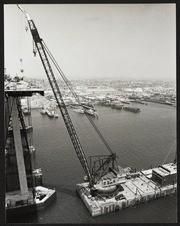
17, 5, 93, 184
18, 5, 118, 187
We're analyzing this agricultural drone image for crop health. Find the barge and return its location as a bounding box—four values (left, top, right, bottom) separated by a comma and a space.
123, 106, 140, 113
76, 162, 177, 217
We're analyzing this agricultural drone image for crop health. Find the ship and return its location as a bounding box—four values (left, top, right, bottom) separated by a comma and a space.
46, 109, 54, 117
73, 106, 98, 117
51, 107, 59, 118
73, 107, 85, 114
85, 108, 98, 117
120, 98, 130, 105
39, 108, 47, 115
123, 106, 140, 113
53, 112, 59, 118
111, 103, 124, 110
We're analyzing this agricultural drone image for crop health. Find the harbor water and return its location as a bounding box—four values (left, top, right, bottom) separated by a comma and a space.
7, 102, 177, 223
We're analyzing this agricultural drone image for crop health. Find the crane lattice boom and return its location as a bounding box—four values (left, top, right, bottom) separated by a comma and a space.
17, 5, 118, 186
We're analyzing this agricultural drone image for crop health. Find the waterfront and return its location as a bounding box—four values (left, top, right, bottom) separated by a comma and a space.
7, 102, 176, 223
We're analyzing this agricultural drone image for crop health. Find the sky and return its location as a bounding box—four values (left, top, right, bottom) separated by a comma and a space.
4, 4, 176, 80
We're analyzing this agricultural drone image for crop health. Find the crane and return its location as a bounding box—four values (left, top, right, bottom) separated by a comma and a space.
17, 5, 118, 190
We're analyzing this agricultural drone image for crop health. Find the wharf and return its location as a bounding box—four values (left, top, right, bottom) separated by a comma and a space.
76, 163, 177, 217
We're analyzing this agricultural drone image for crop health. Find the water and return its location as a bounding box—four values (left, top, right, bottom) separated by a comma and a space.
7, 102, 177, 223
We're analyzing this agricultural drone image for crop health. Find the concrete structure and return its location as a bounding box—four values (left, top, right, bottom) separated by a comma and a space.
5, 88, 56, 216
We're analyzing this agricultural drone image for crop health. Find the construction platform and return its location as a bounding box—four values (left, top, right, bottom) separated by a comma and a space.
5, 89, 44, 97
76, 163, 177, 217
6, 186, 56, 216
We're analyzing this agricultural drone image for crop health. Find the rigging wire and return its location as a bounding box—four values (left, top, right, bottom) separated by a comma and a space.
19, 10, 24, 73
162, 140, 176, 164
42, 40, 114, 155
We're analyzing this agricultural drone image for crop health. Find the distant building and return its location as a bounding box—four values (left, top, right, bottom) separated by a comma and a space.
86, 86, 116, 95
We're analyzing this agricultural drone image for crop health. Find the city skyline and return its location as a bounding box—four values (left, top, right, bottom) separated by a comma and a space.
4, 4, 176, 80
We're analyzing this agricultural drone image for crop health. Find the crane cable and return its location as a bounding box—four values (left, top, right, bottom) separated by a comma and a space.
19, 10, 24, 73
162, 140, 176, 164
42, 40, 114, 155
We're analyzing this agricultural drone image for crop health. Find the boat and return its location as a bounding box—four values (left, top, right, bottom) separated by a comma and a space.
73, 108, 85, 114
54, 113, 59, 118
164, 101, 173, 105
111, 104, 124, 110
120, 98, 130, 105
130, 99, 146, 105
39, 108, 47, 115
121, 100, 130, 105
123, 106, 140, 113
85, 108, 98, 117
81, 102, 94, 108
52, 108, 59, 118
46, 109, 54, 117
73, 106, 98, 118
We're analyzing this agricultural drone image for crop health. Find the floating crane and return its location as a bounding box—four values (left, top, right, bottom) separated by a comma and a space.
17, 5, 118, 192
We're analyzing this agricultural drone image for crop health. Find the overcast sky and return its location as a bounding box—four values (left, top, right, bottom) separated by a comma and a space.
4, 4, 176, 80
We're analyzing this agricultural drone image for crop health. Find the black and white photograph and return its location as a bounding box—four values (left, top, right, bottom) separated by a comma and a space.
4, 3, 177, 224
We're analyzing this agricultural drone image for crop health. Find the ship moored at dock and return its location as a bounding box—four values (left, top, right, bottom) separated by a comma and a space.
123, 106, 141, 113
111, 103, 124, 110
